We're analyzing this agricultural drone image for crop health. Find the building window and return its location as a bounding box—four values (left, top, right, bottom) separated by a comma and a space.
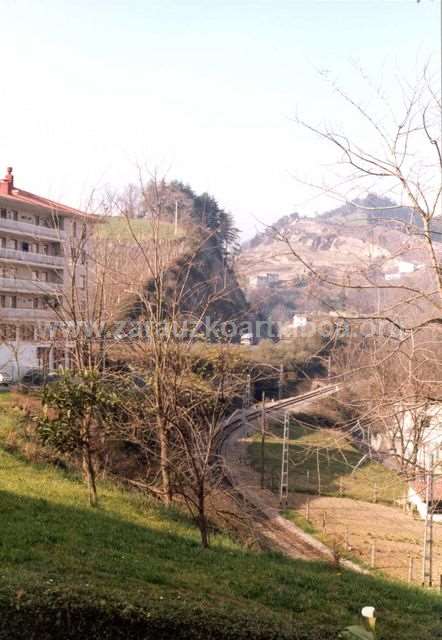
22, 241, 29, 252
0, 209, 6, 218
10, 296, 16, 309
54, 348, 65, 370
430, 500, 442, 515
37, 347, 50, 373
33, 298, 39, 309
20, 325, 35, 341
2, 266, 16, 279
0, 325, 17, 340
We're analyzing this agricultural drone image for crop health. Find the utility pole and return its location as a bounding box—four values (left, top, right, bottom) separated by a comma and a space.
316, 448, 321, 495
280, 411, 289, 506
260, 392, 266, 489
422, 453, 435, 587
245, 373, 251, 408
278, 363, 284, 400
174, 200, 179, 236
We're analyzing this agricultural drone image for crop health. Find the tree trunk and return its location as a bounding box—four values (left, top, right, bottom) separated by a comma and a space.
198, 490, 209, 548
158, 417, 172, 505
82, 442, 98, 507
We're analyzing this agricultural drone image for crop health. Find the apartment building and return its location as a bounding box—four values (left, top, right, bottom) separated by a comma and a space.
0, 167, 94, 380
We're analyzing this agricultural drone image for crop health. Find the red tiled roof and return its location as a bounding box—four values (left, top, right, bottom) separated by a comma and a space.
412, 477, 442, 501
0, 187, 96, 219
0, 168, 98, 219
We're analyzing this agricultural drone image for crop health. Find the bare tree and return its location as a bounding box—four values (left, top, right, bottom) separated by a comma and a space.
276, 68, 441, 336
95, 174, 247, 510
261, 67, 442, 493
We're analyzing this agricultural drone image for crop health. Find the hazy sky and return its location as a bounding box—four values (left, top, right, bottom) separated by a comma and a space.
0, 0, 440, 237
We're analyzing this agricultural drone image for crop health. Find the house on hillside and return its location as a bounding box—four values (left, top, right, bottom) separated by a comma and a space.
384, 260, 422, 281
371, 402, 442, 521
248, 272, 280, 289
292, 314, 308, 329
384, 272, 401, 281
408, 476, 442, 523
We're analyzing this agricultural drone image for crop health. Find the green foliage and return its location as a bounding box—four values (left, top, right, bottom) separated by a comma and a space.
248, 422, 405, 503
0, 397, 440, 639
339, 627, 375, 640
36, 371, 123, 454
170, 181, 239, 251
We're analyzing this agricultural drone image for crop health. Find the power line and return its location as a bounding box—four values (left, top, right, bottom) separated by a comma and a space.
422, 453, 434, 587
279, 411, 290, 507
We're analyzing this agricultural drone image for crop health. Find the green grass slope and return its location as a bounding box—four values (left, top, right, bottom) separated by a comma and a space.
97, 216, 185, 241
0, 396, 440, 639
248, 421, 404, 504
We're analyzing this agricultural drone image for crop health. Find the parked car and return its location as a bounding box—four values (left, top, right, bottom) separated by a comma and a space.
21, 369, 64, 387
0, 372, 12, 386
21, 369, 47, 386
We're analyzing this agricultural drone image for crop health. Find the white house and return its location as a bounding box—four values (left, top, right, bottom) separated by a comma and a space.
240, 332, 255, 346
384, 260, 417, 281
408, 477, 442, 523
372, 403, 442, 522
248, 272, 280, 289
292, 314, 308, 329
385, 272, 401, 281
397, 260, 416, 274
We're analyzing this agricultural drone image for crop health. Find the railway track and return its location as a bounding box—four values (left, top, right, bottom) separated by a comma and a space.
217, 383, 365, 570
217, 383, 341, 452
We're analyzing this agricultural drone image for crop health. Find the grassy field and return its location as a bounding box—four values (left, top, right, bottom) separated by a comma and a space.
97, 216, 185, 241
248, 419, 405, 504
0, 392, 440, 639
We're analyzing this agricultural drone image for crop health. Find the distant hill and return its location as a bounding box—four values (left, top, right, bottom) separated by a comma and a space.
243, 194, 441, 252
239, 194, 441, 321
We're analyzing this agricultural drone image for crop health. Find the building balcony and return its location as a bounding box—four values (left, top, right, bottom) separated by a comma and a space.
0, 247, 64, 268
0, 276, 63, 295
0, 307, 58, 320
0, 217, 66, 241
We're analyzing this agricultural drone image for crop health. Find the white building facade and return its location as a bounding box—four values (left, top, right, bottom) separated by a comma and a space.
0, 167, 94, 380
